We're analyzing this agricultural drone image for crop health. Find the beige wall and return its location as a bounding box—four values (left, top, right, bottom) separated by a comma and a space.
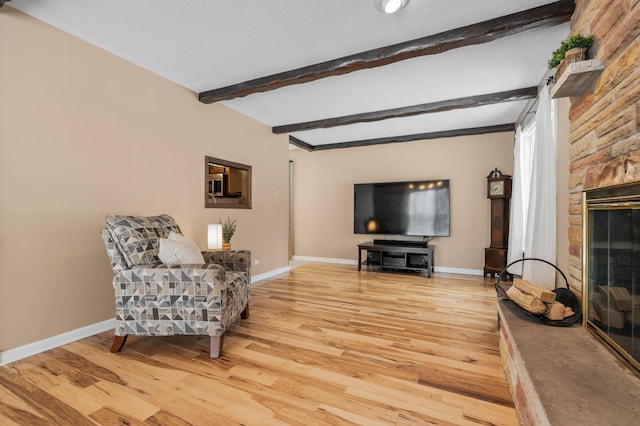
0, 9, 290, 351
289, 133, 515, 271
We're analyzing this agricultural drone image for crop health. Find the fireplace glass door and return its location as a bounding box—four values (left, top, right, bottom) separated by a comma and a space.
586, 186, 640, 373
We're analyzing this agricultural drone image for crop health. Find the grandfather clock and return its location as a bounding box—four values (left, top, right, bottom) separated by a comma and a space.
484, 169, 512, 278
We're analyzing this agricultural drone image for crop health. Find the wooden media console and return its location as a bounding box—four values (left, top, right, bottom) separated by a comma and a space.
357, 241, 434, 278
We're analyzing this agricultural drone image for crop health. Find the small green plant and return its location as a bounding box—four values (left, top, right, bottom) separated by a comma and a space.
221, 217, 237, 244
548, 34, 594, 69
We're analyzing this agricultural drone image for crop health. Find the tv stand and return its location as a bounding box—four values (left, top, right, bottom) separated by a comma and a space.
358, 241, 434, 278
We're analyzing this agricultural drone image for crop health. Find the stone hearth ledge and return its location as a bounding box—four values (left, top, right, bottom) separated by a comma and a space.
497, 299, 640, 425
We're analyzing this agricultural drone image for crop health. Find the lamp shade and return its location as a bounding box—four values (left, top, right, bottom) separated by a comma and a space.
208, 224, 223, 249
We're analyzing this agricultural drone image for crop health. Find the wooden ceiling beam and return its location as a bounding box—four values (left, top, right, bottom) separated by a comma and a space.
198, 0, 574, 104
289, 136, 316, 152
273, 87, 536, 134
291, 123, 515, 152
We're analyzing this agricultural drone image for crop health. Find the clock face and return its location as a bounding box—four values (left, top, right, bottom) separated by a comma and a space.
490, 181, 504, 196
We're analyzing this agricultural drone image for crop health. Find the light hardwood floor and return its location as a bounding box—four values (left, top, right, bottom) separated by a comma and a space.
0, 263, 518, 425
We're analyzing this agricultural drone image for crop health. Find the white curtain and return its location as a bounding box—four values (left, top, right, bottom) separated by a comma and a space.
508, 85, 557, 289
507, 125, 533, 275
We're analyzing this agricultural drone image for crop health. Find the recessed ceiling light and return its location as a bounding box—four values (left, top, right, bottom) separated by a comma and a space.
375, 0, 408, 14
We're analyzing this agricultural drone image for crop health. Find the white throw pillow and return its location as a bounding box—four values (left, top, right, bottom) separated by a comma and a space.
158, 233, 205, 265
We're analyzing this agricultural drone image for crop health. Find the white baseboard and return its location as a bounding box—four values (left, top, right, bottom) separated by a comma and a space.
252, 265, 291, 283
0, 318, 117, 366
292, 255, 358, 265
435, 266, 484, 276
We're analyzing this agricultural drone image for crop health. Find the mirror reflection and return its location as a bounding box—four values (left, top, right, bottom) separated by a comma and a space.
205, 156, 252, 209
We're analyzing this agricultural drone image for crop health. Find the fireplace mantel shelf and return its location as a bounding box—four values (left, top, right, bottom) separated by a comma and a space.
498, 299, 640, 425
550, 58, 604, 99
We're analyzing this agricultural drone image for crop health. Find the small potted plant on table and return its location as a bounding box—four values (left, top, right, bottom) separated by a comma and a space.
221, 217, 237, 250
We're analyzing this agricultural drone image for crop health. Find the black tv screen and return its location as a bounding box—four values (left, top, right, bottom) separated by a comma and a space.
354, 180, 450, 237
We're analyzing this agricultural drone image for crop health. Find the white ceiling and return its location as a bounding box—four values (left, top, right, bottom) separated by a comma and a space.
7, 0, 570, 149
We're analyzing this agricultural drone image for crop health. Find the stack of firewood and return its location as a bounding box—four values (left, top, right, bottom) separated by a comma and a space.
592, 285, 639, 329
506, 278, 575, 320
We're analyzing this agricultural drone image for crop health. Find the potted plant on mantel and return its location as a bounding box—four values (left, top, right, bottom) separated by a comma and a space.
221, 217, 237, 250
548, 33, 595, 80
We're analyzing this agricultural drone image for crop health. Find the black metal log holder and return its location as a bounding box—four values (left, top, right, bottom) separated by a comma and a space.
495, 257, 582, 326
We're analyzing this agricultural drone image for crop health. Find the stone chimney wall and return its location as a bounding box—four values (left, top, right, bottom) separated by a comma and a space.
567, 0, 640, 293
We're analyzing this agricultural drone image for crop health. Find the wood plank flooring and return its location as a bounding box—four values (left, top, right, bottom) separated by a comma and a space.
0, 263, 518, 425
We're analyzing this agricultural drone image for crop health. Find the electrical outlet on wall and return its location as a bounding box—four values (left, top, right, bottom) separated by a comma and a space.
254, 259, 260, 266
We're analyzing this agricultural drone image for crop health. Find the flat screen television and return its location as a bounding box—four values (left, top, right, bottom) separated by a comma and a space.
354, 179, 450, 237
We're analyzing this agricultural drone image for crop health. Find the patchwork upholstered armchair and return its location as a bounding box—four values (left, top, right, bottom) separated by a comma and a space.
101, 214, 251, 358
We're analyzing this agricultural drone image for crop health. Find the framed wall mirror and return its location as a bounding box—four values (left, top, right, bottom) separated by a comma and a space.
204, 156, 252, 209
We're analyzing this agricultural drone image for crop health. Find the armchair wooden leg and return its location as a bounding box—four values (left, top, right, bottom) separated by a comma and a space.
241, 303, 250, 319
111, 335, 128, 353
210, 334, 224, 358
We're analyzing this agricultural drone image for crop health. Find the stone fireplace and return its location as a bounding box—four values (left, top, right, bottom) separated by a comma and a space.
584, 183, 640, 373
496, 1, 640, 422
567, 0, 640, 372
